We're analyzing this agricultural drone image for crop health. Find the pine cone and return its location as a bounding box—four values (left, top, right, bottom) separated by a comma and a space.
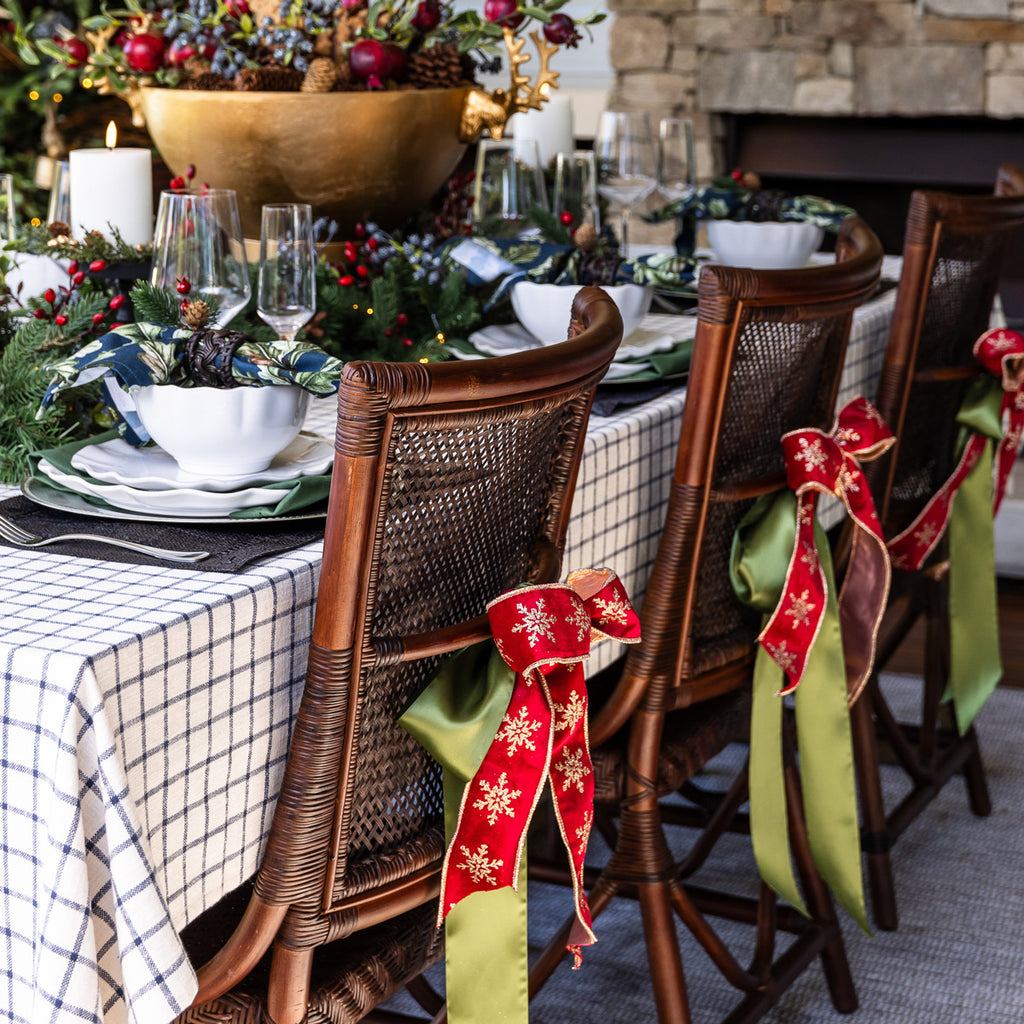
574, 222, 598, 253
181, 299, 212, 331
181, 71, 234, 91
235, 65, 304, 92
47, 220, 71, 238
407, 43, 467, 90
301, 56, 338, 93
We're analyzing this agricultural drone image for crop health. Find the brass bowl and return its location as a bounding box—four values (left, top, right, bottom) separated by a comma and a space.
136, 86, 474, 238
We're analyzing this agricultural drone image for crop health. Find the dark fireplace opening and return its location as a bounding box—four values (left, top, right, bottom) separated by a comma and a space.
723, 114, 1024, 323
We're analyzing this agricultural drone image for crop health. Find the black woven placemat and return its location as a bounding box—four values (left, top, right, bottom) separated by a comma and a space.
0, 495, 325, 572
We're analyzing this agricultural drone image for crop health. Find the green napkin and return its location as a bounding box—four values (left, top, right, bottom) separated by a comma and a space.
30, 431, 332, 520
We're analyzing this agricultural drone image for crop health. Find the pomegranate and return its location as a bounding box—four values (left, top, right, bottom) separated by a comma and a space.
57, 36, 89, 68
412, 0, 441, 31
543, 13, 580, 47
483, 0, 523, 29
349, 39, 389, 80
123, 32, 166, 73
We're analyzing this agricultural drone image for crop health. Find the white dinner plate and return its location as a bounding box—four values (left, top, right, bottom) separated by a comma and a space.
36, 459, 311, 517
21, 475, 328, 525
468, 313, 694, 363
71, 431, 334, 492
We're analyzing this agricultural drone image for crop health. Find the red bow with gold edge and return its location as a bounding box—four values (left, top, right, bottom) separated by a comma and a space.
438, 568, 640, 965
760, 397, 895, 697
888, 327, 1024, 571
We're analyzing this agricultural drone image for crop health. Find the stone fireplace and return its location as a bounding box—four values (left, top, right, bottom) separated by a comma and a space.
610, 0, 1024, 293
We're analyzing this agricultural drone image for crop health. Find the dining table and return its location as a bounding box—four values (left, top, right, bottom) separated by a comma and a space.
0, 255, 903, 1024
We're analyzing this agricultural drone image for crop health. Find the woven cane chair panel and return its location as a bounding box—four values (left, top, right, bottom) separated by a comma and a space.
337, 403, 579, 896
689, 307, 847, 675
888, 233, 1001, 529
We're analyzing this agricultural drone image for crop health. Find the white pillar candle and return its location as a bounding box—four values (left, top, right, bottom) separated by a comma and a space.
69, 122, 153, 246
512, 94, 575, 167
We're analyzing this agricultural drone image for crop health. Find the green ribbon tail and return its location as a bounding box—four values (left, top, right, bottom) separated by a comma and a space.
948, 440, 1002, 734
399, 644, 528, 1024
795, 539, 870, 935
749, 644, 807, 916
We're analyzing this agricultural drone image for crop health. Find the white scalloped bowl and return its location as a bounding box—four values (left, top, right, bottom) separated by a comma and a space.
510, 282, 653, 344
706, 219, 825, 270
133, 384, 310, 477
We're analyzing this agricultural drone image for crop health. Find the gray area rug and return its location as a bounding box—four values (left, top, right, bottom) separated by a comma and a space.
391, 675, 1024, 1022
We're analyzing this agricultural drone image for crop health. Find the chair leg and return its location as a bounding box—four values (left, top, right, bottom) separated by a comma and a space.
266, 945, 314, 1024
851, 693, 899, 930
783, 764, 857, 1015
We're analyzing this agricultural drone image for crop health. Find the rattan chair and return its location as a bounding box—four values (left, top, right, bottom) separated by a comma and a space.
530, 219, 884, 1024
850, 164, 1024, 931
173, 287, 624, 1024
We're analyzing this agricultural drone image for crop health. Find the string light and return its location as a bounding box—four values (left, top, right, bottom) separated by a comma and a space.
30, 218, 41, 228
82, 78, 93, 89
29, 90, 39, 101
53, 93, 63, 103
366, 307, 373, 315
418, 357, 429, 363
435, 331, 445, 343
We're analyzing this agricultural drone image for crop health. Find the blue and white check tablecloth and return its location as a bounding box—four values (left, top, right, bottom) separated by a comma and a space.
0, 261, 901, 1024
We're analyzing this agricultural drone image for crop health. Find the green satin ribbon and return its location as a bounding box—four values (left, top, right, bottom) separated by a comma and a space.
399, 644, 529, 1024
731, 492, 869, 933
947, 377, 1005, 733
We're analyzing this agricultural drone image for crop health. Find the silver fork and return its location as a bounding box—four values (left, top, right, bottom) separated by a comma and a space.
0, 513, 211, 563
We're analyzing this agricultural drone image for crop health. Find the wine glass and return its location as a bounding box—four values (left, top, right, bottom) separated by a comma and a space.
257, 203, 316, 342
0, 174, 15, 243
471, 138, 549, 238
594, 111, 657, 254
151, 188, 250, 327
658, 118, 696, 202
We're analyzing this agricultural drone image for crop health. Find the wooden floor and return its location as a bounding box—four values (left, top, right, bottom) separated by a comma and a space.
886, 576, 1024, 688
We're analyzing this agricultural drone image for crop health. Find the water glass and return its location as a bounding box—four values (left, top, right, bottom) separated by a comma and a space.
553, 150, 600, 234
151, 188, 251, 327
658, 118, 696, 202
0, 174, 15, 243
258, 203, 316, 343
47, 161, 71, 227
471, 138, 549, 237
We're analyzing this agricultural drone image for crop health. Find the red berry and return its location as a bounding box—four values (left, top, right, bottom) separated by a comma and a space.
343, 240, 358, 262
731, 167, 744, 182
92, 312, 105, 325
67, 260, 79, 275
185, 164, 196, 180
43, 288, 56, 304
366, 236, 378, 252
484, 0, 523, 28
559, 211, 573, 225
32, 308, 47, 319
342, 0, 365, 8
72, 271, 86, 286
543, 13, 580, 47
401, 337, 414, 347
109, 294, 126, 310
166, 40, 197, 66
89, 259, 107, 272
180, 299, 190, 312
384, 328, 394, 337
168, 175, 186, 189
356, 264, 369, 278
355, 222, 366, 237
226, 0, 250, 16
176, 277, 191, 294
412, 0, 441, 31
57, 36, 90, 68
54, 314, 68, 327
396, 312, 409, 326
349, 39, 390, 80
123, 32, 165, 73
338, 274, 355, 287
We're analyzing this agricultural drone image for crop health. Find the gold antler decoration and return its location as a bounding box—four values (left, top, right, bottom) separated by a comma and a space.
459, 27, 562, 143
83, 19, 155, 127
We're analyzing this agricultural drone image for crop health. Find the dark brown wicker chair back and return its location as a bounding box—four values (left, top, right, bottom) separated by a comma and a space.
183, 287, 623, 1023
875, 171, 1024, 534
605, 218, 883, 721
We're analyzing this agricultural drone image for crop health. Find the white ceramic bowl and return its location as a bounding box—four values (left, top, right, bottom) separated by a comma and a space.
132, 384, 311, 477
705, 219, 825, 270
510, 281, 654, 343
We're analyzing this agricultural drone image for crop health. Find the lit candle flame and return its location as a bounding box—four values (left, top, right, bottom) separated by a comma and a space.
105, 121, 117, 149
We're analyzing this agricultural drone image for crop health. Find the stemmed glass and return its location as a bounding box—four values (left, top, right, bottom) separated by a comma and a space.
151, 188, 250, 327
471, 138, 549, 237
658, 118, 696, 203
553, 150, 600, 234
257, 203, 316, 342
0, 174, 15, 243
594, 111, 657, 254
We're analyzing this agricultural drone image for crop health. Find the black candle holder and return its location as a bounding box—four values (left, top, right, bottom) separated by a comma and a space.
85, 261, 151, 323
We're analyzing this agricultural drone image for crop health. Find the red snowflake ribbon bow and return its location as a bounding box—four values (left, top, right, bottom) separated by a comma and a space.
760, 397, 895, 697
438, 568, 640, 965
888, 327, 1024, 571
